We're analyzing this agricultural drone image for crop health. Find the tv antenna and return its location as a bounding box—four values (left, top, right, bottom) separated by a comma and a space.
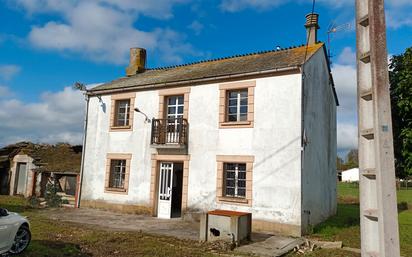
327, 21, 353, 64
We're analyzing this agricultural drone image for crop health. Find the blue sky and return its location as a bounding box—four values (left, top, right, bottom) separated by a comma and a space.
0, 0, 411, 157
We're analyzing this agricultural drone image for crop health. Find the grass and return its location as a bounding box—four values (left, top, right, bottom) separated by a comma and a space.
2, 184, 411, 257
309, 183, 412, 257
0, 196, 236, 257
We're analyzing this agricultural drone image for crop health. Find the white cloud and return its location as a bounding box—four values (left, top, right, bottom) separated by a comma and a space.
220, 0, 283, 12
188, 21, 204, 35
331, 46, 358, 152
0, 65, 21, 81
337, 123, 358, 150
0, 86, 13, 98
0, 86, 85, 146
15, 0, 197, 65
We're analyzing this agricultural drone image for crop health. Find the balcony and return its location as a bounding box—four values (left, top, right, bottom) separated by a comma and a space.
151, 118, 188, 148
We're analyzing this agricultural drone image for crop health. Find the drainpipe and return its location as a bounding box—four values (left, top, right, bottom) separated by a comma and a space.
76, 92, 89, 208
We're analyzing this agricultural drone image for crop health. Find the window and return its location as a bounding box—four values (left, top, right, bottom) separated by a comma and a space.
216, 155, 254, 206
219, 81, 255, 128
115, 99, 131, 127
224, 163, 246, 198
105, 153, 132, 194
109, 160, 127, 189
110, 93, 135, 131
227, 90, 248, 122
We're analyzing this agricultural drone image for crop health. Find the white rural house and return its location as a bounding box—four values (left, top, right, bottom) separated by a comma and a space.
80, 14, 338, 236
341, 168, 360, 182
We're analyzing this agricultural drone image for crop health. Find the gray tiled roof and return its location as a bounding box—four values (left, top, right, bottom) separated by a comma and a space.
90, 43, 324, 92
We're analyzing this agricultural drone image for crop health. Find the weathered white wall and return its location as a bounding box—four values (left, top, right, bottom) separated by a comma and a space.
82, 73, 304, 227
9, 154, 36, 197
342, 168, 359, 182
301, 49, 337, 232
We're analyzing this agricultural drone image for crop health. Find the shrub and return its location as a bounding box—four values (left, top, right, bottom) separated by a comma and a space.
45, 181, 62, 208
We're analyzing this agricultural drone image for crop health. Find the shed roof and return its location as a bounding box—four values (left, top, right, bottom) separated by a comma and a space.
0, 142, 82, 174
90, 43, 325, 92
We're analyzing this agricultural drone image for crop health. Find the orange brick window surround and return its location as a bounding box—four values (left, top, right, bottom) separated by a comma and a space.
216, 155, 254, 206
110, 92, 136, 132
104, 153, 132, 194
219, 80, 255, 128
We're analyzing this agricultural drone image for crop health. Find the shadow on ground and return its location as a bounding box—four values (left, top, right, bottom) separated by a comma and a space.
22, 240, 92, 257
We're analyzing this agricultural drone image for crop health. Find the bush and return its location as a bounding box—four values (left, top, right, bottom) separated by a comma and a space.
27, 196, 41, 208
45, 181, 62, 208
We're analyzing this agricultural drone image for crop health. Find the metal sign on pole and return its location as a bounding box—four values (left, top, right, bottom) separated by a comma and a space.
355, 0, 401, 256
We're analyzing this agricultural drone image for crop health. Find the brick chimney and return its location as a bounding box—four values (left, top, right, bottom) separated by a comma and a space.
126, 48, 146, 76
304, 13, 320, 45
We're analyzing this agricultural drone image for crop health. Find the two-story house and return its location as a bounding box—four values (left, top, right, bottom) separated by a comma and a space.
79, 14, 338, 237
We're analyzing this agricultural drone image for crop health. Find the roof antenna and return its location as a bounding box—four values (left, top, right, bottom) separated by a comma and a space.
327, 21, 353, 64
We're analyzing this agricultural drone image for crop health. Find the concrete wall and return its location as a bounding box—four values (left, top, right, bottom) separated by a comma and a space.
301, 49, 337, 233
82, 74, 304, 232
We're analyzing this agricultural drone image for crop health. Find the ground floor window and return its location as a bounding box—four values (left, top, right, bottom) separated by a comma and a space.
216, 155, 254, 206
109, 160, 126, 189
224, 163, 246, 198
105, 153, 132, 194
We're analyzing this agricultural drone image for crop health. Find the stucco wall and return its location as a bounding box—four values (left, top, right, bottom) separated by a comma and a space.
82, 74, 303, 229
301, 49, 338, 233
9, 154, 36, 197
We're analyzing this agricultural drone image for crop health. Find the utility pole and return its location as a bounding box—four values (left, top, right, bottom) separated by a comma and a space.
356, 0, 400, 256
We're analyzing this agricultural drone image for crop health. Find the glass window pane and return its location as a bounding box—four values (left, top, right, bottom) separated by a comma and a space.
226, 188, 235, 196
226, 180, 235, 187
239, 114, 247, 121
238, 164, 246, 171
168, 107, 176, 115
177, 106, 184, 114
240, 90, 248, 97
238, 172, 246, 180
228, 99, 238, 106
238, 180, 246, 188
228, 91, 237, 98
228, 115, 237, 122
240, 98, 248, 105
177, 96, 184, 104
228, 107, 237, 114
240, 106, 248, 114
237, 189, 246, 197
168, 97, 176, 105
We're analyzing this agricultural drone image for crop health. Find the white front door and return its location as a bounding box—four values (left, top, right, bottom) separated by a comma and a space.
15, 163, 27, 195
157, 162, 174, 219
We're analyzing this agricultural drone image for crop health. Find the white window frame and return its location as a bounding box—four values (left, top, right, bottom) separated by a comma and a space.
109, 159, 127, 189
226, 89, 248, 122
115, 99, 130, 127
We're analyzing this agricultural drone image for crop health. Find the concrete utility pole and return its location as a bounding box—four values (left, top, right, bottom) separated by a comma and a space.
355, 0, 401, 256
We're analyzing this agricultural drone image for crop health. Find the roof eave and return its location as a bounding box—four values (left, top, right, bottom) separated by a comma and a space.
87, 65, 302, 96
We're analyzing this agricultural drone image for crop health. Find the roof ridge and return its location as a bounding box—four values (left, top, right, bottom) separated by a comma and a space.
149, 43, 309, 71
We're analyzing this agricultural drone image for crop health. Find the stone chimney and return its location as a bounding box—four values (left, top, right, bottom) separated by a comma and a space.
126, 48, 146, 76
304, 13, 320, 45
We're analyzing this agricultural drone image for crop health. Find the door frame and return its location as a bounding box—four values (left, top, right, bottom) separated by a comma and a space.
150, 154, 190, 217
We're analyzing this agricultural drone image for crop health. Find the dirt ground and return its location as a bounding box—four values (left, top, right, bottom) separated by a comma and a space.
45, 207, 200, 240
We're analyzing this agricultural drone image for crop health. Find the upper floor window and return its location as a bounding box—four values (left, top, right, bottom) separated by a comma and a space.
115, 99, 131, 127
227, 90, 248, 122
110, 93, 135, 131
219, 81, 255, 128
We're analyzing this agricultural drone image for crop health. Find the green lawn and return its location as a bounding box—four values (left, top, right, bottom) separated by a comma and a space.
310, 183, 412, 257
0, 196, 235, 257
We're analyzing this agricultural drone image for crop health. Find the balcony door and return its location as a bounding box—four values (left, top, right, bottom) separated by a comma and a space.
166, 95, 184, 143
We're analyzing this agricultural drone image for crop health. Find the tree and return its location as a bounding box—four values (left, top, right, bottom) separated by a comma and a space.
389, 46, 412, 178
345, 149, 359, 169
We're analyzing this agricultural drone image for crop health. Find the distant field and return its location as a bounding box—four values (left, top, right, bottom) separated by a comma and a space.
310, 182, 412, 257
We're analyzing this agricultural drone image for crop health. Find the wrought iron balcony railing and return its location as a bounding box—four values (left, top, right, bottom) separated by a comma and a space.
151, 118, 188, 147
